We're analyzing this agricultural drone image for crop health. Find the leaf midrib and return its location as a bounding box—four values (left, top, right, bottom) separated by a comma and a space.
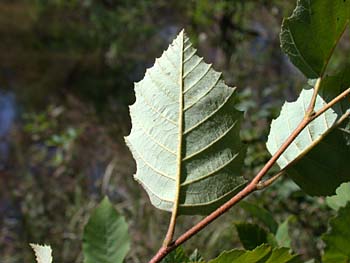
173, 30, 185, 217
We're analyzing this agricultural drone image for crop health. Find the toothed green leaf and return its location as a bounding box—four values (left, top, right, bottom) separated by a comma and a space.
208, 244, 301, 263
83, 197, 130, 263
322, 203, 350, 263
125, 30, 246, 215
280, 0, 350, 78
326, 182, 350, 210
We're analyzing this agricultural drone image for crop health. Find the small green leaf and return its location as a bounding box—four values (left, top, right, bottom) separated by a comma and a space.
126, 30, 246, 215
240, 201, 278, 233
30, 244, 53, 263
265, 248, 302, 263
235, 223, 268, 250
326, 182, 350, 211
83, 197, 130, 263
322, 203, 350, 263
208, 245, 269, 263
208, 244, 301, 263
280, 0, 350, 78
266, 73, 350, 196
267, 233, 279, 248
162, 247, 189, 263
162, 247, 205, 263
275, 216, 294, 248
189, 249, 204, 262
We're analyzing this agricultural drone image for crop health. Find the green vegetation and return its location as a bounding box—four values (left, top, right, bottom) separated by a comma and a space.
83, 197, 130, 263
1, 0, 350, 263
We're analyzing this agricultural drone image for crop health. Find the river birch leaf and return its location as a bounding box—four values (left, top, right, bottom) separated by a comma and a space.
30, 244, 53, 263
125, 30, 246, 215
326, 182, 350, 210
275, 216, 294, 248
83, 197, 130, 263
322, 203, 350, 263
266, 74, 350, 196
280, 0, 350, 78
208, 244, 301, 263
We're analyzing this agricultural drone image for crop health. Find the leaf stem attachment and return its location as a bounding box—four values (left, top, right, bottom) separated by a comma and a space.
150, 83, 350, 263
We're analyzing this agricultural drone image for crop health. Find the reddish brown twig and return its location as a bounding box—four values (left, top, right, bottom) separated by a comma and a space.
149, 82, 350, 263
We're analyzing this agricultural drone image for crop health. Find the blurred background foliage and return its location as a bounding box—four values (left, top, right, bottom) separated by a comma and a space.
0, 0, 346, 262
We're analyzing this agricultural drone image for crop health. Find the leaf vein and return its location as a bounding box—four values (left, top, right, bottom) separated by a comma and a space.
183, 57, 204, 78
184, 89, 234, 134
137, 90, 178, 125
163, 49, 177, 70
138, 180, 173, 203
182, 152, 240, 186
133, 118, 177, 156
284, 27, 318, 76
183, 48, 197, 63
183, 63, 212, 94
183, 41, 193, 53
183, 120, 238, 161
148, 70, 177, 102
155, 59, 178, 84
131, 143, 175, 180
184, 72, 221, 111
179, 182, 245, 207
272, 131, 290, 165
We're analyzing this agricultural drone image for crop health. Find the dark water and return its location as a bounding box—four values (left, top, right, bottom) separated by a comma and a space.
0, 90, 16, 171
0, 90, 21, 260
